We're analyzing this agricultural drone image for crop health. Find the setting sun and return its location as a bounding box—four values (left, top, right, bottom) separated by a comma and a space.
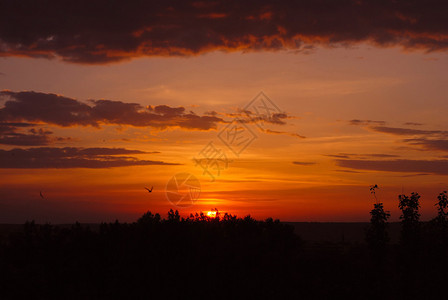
206, 211, 217, 218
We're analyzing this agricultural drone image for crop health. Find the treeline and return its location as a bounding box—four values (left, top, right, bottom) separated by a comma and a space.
0, 210, 303, 298
1, 191, 448, 298
365, 187, 448, 298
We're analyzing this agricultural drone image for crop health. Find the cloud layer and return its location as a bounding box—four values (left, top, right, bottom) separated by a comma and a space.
0, 90, 224, 130
1, 0, 447, 63
366, 125, 448, 153
336, 159, 448, 175
0, 122, 58, 145
0, 147, 178, 168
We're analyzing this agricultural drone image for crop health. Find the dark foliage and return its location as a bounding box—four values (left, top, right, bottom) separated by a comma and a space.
366, 185, 390, 256
0, 211, 305, 299
398, 192, 421, 247
1, 191, 448, 299
366, 203, 390, 258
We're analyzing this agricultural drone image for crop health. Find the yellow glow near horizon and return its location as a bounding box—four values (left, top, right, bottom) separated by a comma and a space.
206, 211, 217, 218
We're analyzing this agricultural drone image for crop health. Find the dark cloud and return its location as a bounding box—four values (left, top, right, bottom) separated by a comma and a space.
0, 90, 224, 130
2, 0, 446, 64
0, 122, 35, 133
0, 128, 52, 146
369, 126, 448, 136
263, 129, 306, 139
325, 153, 400, 160
292, 161, 316, 166
228, 110, 292, 126
0, 147, 179, 169
360, 153, 399, 158
404, 122, 424, 126
399, 173, 431, 177
204, 111, 219, 117
336, 159, 448, 175
362, 125, 448, 153
349, 119, 386, 126
0, 122, 68, 146
334, 169, 364, 174
404, 138, 448, 152
325, 154, 351, 159
148, 105, 185, 116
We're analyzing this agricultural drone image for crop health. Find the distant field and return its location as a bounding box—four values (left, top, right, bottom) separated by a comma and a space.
0, 222, 402, 243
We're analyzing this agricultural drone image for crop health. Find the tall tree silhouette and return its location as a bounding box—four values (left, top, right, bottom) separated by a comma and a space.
366, 185, 390, 259
398, 192, 421, 247
434, 190, 448, 225
365, 185, 391, 296
398, 192, 422, 297
428, 190, 448, 286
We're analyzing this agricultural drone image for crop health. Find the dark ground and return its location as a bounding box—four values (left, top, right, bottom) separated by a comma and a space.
0, 214, 446, 299
1, 222, 402, 243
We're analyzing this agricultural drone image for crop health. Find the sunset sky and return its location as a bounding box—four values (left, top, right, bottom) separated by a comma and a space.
1, 0, 447, 223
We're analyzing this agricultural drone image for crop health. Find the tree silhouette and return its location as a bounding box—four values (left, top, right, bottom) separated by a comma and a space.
398, 192, 422, 297
366, 202, 390, 256
366, 185, 390, 251
8, 199, 448, 298
365, 185, 391, 296
434, 190, 448, 225
167, 209, 180, 222
398, 192, 421, 247
137, 211, 161, 225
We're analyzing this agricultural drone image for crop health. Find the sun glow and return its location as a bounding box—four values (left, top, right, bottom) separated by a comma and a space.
206, 211, 217, 218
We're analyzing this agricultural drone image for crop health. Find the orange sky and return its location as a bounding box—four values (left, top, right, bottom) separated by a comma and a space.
1, 1, 448, 223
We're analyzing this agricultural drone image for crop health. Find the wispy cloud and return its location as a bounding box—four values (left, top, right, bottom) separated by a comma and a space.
263, 129, 306, 139
227, 109, 292, 126
404, 138, 448, 152
404, 122, 424, 126
349, 119, 386, 126
0, 147, 180, 169
365, 125, 448, 153
336, 159, 448, 175
369, 126, 448, 136
325, 153, 399, 159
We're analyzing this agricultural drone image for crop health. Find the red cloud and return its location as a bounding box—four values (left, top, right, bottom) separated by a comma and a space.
0, 0, 447, 64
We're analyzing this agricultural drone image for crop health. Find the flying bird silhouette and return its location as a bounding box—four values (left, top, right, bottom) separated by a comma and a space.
145, 186, 153, 193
